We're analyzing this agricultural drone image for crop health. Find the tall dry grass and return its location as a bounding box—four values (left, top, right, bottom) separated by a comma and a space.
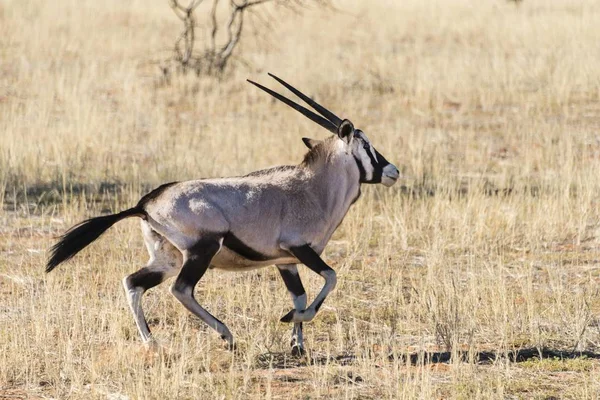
2, 0, 600, 398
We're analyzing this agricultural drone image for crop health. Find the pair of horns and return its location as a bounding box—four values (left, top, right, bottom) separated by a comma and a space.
247, 73, 345, 134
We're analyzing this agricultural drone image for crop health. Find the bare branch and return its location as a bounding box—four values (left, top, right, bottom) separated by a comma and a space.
169, 2, 187, 20
165, 0, 332, 77
209, 0, 220, 54
189, 0, 204, 10
219, 7, 244, 69
233, 0, 273, 10
243, 0, 274, 9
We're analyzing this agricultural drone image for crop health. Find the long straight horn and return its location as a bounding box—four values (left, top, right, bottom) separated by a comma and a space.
247, 79, 338, 134
268, 73, 342, 127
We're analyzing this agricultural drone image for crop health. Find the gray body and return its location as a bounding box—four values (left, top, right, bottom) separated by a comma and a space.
47, 74, 399, 355
145, 138, 360, 267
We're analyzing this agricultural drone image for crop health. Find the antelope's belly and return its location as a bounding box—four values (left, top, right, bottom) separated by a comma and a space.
209, 247, 297, 271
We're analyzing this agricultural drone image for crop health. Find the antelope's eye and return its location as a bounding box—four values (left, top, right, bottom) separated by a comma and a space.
363, 143, 370, 150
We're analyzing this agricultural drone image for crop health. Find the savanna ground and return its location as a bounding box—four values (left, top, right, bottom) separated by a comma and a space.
2, 0, 600, 398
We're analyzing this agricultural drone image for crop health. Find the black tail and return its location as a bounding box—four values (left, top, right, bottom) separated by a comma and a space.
46, 207, 145, 272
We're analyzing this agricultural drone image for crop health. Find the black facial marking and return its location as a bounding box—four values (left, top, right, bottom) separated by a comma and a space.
223, 232, 273, 262
357, 144, 391, 184
374, 148, 391, 167
351, 132, 385, 184
278, 268, 306, 297
353, 156, 367, 182
365, 146, 378, 169
371, 148, 392, 183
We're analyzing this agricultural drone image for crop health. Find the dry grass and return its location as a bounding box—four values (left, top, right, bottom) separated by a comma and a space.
3, 0, 600, 398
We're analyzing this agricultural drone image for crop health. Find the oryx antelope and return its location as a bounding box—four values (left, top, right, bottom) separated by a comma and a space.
46, 73, 400, 355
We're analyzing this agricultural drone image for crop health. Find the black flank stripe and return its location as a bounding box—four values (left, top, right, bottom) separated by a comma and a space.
223, 232, 273, 262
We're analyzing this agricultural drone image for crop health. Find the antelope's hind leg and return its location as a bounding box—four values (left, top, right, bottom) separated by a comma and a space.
277, 264, 307, 356
123, 221, 182, 345
170, 237, 235, 348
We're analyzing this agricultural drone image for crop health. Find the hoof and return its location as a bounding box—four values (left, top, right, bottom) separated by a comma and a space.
224, 341, 237, 352
291, 345, 305, 357
281, 309, 314, 323
221, 333, 236, 352
143, 338, 160, 352
280, 309, 296, 323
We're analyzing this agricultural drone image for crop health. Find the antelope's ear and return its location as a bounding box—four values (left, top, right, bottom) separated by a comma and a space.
302, 137, 322, 149
337, 119, 354, 143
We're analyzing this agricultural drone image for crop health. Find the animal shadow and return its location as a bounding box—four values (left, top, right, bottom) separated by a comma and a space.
256, 347, 600, 370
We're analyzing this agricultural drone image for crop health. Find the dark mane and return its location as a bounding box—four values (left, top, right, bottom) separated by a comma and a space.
301, 143, 329, 167
243, 165, 296, 178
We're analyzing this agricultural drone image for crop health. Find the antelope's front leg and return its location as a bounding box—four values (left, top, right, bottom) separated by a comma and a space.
280, 245, 336, 324
277, 264, 307, 355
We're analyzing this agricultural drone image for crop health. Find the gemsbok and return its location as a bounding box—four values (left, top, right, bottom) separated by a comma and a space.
46, 73, 400, 355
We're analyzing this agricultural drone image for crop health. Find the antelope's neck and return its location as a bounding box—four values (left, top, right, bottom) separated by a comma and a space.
306, 153, 361, 241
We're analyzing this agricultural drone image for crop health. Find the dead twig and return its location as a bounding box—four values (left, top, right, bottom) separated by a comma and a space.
165, 0, 331, 77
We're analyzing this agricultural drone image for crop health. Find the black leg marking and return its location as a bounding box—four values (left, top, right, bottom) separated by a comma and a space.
278, 268, 306, 298
289, 245, 331, 275
280, 245, 337, 324
314, 298, 325, 312
123, 266, 172, 343
280, 310, 295, 323
171, 237, 234, 346
277, 264, 307, 355
125, 269, 164, 291
172, 239, 221, 293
